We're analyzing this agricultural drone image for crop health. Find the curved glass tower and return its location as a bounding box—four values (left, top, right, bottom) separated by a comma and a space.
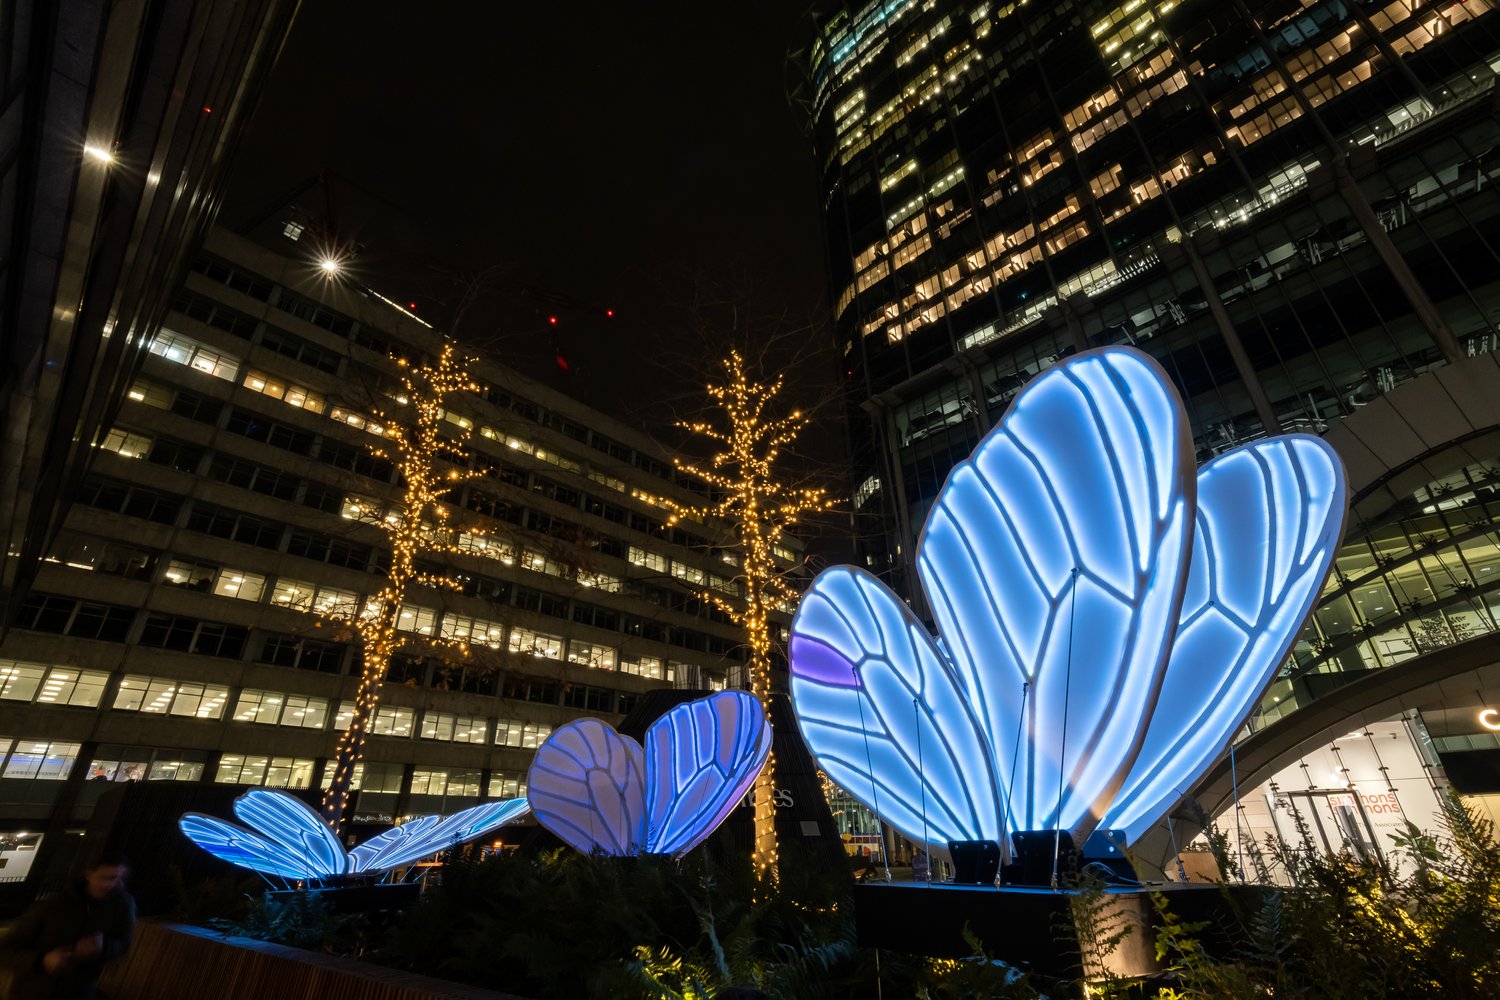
800, 0, 1500, 793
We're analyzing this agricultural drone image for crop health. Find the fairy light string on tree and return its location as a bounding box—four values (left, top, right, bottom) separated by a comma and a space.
664, 349, 835, 874
319, 343, 489, 831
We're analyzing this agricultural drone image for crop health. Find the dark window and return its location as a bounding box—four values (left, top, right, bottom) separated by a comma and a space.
572, 602, 620, 631
386, 654, 428, 684
502, 677, 558, 704
225, 408, 315, 455
455, 572, 512, 603
317, 440, 393, 481
259, 326, 342, 374
78, 478, 182, 524
299, 483, 341, 513
185, 503, 283, 549
190, 256, 273, 301
616, 692, 638, 716
352, 328, 393, 356
563, 684, 613, 712
466, 491, 519, 523
260, 634, 348, 673
590, 434, 631, 462
140, 614, 198, 651
122, 488, 183, 525
273, 291, 354, 338
14, 596, 134, 640
77, 478, 129, 514
634, 454, 669, 478
145, 439, 204, 474
585, 495, 626, 523
172, 289, 259, 337
532, 478, 581, 507
526, 510, 580, 539
208, 456, 300, 501
170, 390, 222, 424
141, 615, 246, 658
192, 622, 248, 658
285, 530, 377, 571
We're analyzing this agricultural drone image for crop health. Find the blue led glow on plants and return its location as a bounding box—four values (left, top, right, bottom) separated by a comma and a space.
789, 346, 1346, 850
179, 789, 529, 880
526, 690, 772, 857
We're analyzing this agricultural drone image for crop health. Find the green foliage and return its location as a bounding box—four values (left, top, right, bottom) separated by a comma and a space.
176, 795, 1500, 999
1152, 792, 1500, 999
384, 842, 864, 999
208, 890, 356, 953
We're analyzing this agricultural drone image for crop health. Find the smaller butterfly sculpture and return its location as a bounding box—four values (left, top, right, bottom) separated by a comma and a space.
527, 690, 771, 857
179, 789, 530, 882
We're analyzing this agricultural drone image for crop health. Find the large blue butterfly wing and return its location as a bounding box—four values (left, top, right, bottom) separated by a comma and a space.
178, 813, 334, 881
345, 815, 443, 873
642, 691, 771, 856
230, 790, 346, 878
790, 566, 1003, 851
348, 799, 531, 872
1104, 435, 1347, 841
528, 719, 647, 855
917, 348, 1195, 836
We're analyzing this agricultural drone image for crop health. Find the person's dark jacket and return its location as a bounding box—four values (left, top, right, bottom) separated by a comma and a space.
0, 879, 135, 1000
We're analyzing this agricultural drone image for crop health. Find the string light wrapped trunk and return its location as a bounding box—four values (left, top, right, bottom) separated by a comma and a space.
321, 343, 485, 830
665, 350, 834, 874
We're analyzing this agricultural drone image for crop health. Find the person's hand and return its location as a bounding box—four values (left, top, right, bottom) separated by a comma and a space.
73, 932, 104, 959
42, 946, 73, 973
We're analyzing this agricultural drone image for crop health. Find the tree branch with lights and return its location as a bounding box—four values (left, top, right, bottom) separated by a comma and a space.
319, 343, 488, 830
664, 349, 835, 874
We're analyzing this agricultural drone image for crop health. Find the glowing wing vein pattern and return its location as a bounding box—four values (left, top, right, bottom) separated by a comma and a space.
644, 691, 772, 855
348, 799, 532, 873
788, 346, 1347, 848
178, 814, 336, 881
1103, 436, 1346, 839
790, 568, 1000, 851
527, 719, 647, 856
230, 789, 346, 878
914, 349, 1194, 835
528, 692, 773, 857
180, 789, 530, 880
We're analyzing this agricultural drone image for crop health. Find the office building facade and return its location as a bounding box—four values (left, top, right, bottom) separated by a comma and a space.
0, 229, 788, 879
799, 0, 1500, 837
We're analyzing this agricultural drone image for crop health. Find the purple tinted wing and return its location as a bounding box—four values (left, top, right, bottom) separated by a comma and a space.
790, 566, 1001, 853
528, 719, 647, 855
642, 691, 771, 856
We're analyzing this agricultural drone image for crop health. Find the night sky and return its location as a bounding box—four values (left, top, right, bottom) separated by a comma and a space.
223, 2, 832, 426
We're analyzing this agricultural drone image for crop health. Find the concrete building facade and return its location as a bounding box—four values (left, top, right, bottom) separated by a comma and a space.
0, 229, 790, 883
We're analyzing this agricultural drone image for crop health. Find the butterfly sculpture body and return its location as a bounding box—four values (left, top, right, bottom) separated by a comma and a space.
789, 346, 1346, 851
527, 690, 772, 856
179, 789, 530, 881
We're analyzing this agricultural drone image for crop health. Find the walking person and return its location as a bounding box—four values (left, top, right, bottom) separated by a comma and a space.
1, 852, 135, 999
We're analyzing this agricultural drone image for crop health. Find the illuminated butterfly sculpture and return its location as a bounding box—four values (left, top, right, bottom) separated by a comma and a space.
527, 690, 771, 856
179, 789, 530, 882
789, 346, 1347, 850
